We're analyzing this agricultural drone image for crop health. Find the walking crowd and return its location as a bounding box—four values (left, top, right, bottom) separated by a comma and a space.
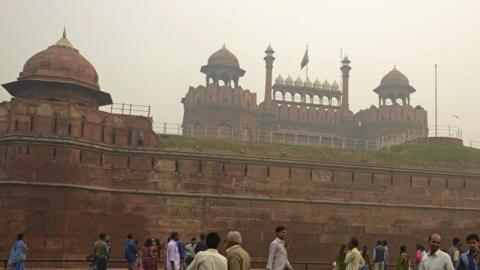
6, 229, 480, 270
92, 225, 291, 270
333, 233, 480, 270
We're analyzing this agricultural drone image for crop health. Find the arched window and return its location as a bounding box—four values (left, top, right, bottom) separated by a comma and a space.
322, 96, 329, 105
274, 91, 283, 101
285, 92, 293, 102
305, 94, 311, 104
294, 93, 302, 103
331, 97, 338, 106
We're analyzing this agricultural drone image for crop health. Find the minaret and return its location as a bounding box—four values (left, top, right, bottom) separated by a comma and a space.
341, 56, 351, 111
263, 45, 275, 108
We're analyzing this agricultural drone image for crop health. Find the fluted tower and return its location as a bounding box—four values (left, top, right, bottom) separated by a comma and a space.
263, 45, 275, 109
340, 56, 351, 111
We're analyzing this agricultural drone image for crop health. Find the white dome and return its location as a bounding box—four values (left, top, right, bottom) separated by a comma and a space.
322, 80, 330, 89
275, 74, 284, 84
331, 81, 339, 90
295, 76, 303, 86
285, 75, 294, 86
313, 78, 322, 88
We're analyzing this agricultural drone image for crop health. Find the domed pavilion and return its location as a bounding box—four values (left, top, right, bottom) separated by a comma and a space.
200, 44, 245, 88
373, 66, 416, 106
2, 29, 112, 107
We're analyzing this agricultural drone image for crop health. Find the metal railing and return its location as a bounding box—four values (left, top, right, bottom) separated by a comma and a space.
428, 125, 462, 139
102, 103, 151, 117
153, 122, 429, 152
469, 140, 480, 149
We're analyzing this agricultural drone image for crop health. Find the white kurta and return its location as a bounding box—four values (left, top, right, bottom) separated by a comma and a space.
186, 248, 227, 270
167, 240, 181, 270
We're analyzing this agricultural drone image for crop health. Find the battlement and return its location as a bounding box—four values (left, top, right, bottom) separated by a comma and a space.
355, 104, 427, 124
0, 98, 159, 147
183, 84, 257, 112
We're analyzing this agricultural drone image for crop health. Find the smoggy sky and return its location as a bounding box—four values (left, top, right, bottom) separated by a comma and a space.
0, 0, 479, 143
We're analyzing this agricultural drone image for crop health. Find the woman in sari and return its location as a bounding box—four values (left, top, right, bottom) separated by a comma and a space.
153, 238, 161, 270
8, 233, 28, 270
142, 238, 156, 270
396, 245, 410, 270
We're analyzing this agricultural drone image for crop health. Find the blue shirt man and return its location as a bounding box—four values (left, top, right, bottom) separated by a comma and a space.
124, 234, 139, 270
177, 240, 186, 260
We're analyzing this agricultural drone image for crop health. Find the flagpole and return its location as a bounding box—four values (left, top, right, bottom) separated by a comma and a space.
306, 63, 309, 80
435, 64, 438, 137
306, 45, 309, 80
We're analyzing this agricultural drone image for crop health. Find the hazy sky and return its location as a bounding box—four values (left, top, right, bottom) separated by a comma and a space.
1, 0, 479, 143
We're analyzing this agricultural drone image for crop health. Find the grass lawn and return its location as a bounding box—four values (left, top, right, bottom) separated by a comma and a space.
157, 135, 480, 171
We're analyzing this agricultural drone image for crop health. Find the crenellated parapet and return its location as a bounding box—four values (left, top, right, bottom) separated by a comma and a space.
182, 84, 256, 113
354, 104, 428, 138
0, 98, 158, 147
272, 74, 342, 109
182, 84, 257, 141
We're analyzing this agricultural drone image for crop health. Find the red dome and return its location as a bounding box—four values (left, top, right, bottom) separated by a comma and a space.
19, 32, 99, 90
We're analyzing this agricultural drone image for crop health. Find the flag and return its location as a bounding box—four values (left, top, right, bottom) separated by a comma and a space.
300, 47, 309, 69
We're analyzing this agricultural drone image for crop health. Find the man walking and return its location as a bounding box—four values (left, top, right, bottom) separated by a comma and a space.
448, 237, 461, 267
167, 232, 181, 270
372, 241, 386, 270
382, 240, 389, 270
225, 231, 251, 270
125, 234, 139, 270
419, 233, 454, 270
93, 233, 110, 270
185, 237, 197, 266
345, 238, 365, 270
177, 239, 186, 270
455, 234, 480, 270
187, 232, 227, 270
267, 225, 292, 270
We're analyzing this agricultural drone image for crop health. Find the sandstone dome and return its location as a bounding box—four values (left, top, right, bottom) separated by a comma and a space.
380, 66, 409, 87
19, 30, 99, 90
207, 45, 240, 67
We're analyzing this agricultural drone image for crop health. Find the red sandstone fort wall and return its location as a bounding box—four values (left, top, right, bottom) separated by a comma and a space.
1, 137, 480, 261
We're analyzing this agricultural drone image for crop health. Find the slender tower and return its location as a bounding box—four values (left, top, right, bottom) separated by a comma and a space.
263, 45, 275, 109
340, 56, 351, 111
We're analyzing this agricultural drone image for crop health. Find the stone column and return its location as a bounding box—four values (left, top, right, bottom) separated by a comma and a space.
341, 56, 352, 111
263, 45, 275, 109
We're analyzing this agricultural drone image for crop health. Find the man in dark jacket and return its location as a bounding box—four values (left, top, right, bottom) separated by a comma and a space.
372, 240, 385, 270
124, 234, 139, 270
